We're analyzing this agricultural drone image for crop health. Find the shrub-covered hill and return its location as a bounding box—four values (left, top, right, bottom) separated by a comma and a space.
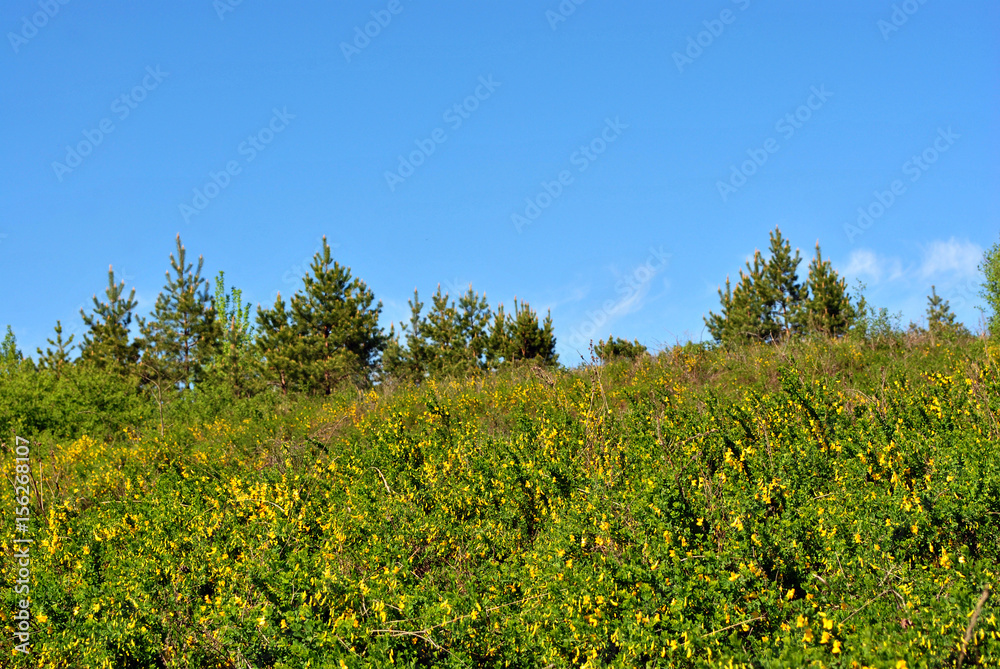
2, 337, 999, 667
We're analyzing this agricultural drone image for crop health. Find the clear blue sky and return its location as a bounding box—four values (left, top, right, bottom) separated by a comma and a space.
3, 1, 998, 364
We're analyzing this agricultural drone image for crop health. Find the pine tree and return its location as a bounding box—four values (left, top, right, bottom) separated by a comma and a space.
457, 286, 493, 369
595, 336, 647, 361
761, 228, 803, 341
802, 243, 855, 336
261, 237, 386, 394
926, 285, 965, 338
256, 293, 297, 394
79, 266, 141, 376
1, 326, 22, 377
383, 285, 493, 381
419, 285, 492, 376
140, 236, 219, 390
705, 250, 770, 345
382, 289, 428, 384
705, 276, 734, 344
36, 321, 76, 377
488, 299, 558, 365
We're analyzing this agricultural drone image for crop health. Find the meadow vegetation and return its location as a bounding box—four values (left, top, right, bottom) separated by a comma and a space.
1, 231, 998, 666
1, 331, 998, 667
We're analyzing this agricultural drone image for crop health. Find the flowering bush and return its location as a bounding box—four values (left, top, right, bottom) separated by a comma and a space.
2, 337, 998, 667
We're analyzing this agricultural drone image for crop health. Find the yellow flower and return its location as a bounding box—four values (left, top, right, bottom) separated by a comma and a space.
803, 628, 814, 643
832, 639, 841, 654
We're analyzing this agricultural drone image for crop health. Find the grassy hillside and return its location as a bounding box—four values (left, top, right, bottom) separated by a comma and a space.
2, 335, 999, 667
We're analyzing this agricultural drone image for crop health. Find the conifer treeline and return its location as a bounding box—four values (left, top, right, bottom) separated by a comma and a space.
33, 235, 558, 396
20, 228, 978, 399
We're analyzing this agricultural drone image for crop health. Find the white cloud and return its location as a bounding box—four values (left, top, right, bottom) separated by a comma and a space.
842, 249, 903, 284
919, 238, 983, 278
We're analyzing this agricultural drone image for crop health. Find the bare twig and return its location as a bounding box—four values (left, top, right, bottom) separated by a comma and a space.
371, 467, 393, 495
841, 588, 891, 625
703, 615, 765, 638
957, 584, 992, 668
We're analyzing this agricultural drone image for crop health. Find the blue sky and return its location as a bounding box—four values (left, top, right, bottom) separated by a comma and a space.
2, 0, 998, 364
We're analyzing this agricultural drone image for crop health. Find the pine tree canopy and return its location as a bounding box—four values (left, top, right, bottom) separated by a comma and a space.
595, 337, 647, 361
140, 235, 219, 390
803, 243, 855, 337
80, 266, 141, 376
761, 228, 803, 340
384, 285, 493, 381
490, 299, 558, 365
1, 326, 23, 376
705, 228, 859, 345
256, 293, 297, 394
257, 237, 386, 395
925, 285, 967, 338
36, 320, 76, 377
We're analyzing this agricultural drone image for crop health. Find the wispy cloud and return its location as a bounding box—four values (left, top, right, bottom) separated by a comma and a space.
842, 249, 904, 284
919, 238, 983, 279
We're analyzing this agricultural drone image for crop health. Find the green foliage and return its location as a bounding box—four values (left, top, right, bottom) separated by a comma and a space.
139, 236, 220, 391
386, 285, 493, 382
3, 337, 998, 666
979, 235, 1000, 340
255, 292, 297, 394
489, 299, 558, 366
802, 243, 856, 337
706, 229, 859, 346
849, 280, 903, 344
0, 360, 152, 441
924, 285, 969, 340
1, 325, 22, 374
706, 250, 770, 345
762, 227, 803, 339
595, 336, 647, 362
79, 266, 142, 377
256, 237, 386, 394
206, 271, 260, 397
35, 321, 76, 378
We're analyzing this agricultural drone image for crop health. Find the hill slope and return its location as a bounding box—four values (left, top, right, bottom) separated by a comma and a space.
2, 336, 999, 667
